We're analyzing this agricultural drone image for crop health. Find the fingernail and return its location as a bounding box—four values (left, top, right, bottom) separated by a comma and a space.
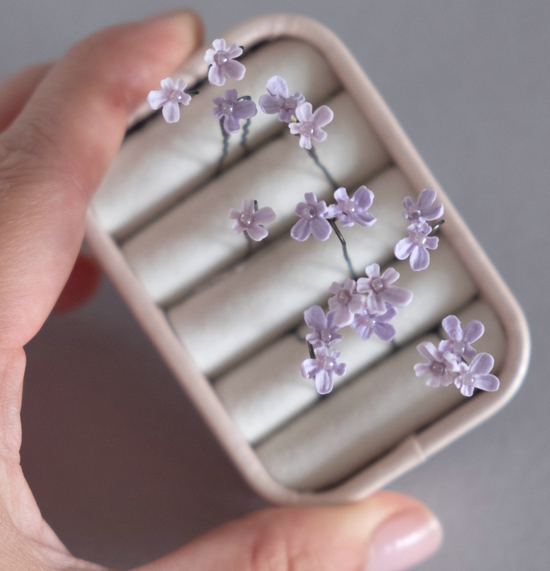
367, 508, 442, 571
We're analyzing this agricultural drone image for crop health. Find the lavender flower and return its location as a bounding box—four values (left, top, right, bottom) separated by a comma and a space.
454, 353, 500, 397
290, 193, 332, 241
288, 102, 334, 149
402, 188, 444, 223
301, 346, 346, 395
439, 315, 484, 360
304, 306, 343, 349
394, 222, 439, 271
327, 186, 377, 228
414, 341, 457, 387
204, 39, 246, 86
356, 264, 413, 314
327, 278, 365, 327
147, 77, 192, 123
351, 304, 397, 341
213, 89, 257, 134
229, 199, 276, 241
258, 76, 305, 123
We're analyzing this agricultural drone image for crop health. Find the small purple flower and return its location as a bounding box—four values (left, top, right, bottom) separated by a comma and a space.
288, 102, 334, 149
204, 39, 246, 86
327, 278, 365, 327
213, 89, 257, 134
356, 264, 414, 315
304, 306, 343, 349
229, 199, 276, 241
327, 186, 377, 228
290, 193, 332, 241
438, 315, 484, 360
147, 77, 192, 123
301, 346, 346, 395
394, 222, 439, 271
351, 304, 397, 342
414, 341, 457, 387
258, 76, 305, 123
402, 188, 444, 223
454, 353, 500, 397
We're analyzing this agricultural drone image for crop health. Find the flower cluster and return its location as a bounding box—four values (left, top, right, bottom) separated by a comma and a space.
394, 189, 444, 271
301, 264, 413, 394
229, 199, 276, 241
414, 315, 500, 397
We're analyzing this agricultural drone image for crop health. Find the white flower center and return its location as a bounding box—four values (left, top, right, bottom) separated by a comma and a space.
410, 231, 427, 246
300, 121, 315, 137
306, 206, 317, 219
215, 52, 229, 66
221, 102, 234, 115
239, 213, 254, 226
371, 278, 384, 293
169, 90, 184, 103
320, 329, 333, 343
362, 316, 376, 329
319, 356, 334, 371
430, 361, 445, 375
452, 340, 466, 355
337, 290, 352, 305
408, 207, 421, 220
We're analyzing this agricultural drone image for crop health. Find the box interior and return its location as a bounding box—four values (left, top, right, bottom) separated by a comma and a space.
90, 37, 508, 493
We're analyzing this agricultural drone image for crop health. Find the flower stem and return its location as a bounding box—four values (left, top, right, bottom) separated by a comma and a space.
430, 219, 445, 234
328, 218, 357, 279
238, 96, 253, 154
215, 118, 230, 175
307, 145, 338, 190
307, 341, 315, 359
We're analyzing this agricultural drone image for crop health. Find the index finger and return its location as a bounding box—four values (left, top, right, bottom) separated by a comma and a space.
0, 11, 203, 347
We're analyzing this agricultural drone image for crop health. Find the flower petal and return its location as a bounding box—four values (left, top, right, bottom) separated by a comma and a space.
381, 285, 413, 308
224, 59, 246, 81
208, 64, 226, 86
417, 341, 439, 361
259, 94, 281, 115
315, 370, 333, 394
421, 204, 444, 221
290, 218, 312, 241
300, 358, 318, 379
333, 187, 349, 203
374, 322, 396, 341
312, 127, 328, 144
474, 374, 500, 392
234, 99, 257, 119
226, 43, 243, 58
381, 267, 400, 286
223, 114, 240, 133
442, 315, 461, 340
310, 217, 332, 241
470, 352, 495, 375
463, 319, 485, 343
162, 101, 180, 123
394, 238, 415, 260
410, 246, 430, 271
253, 206, 276, 225
355, 212, 376, 226
312, 105, 334, 127
147, 90, 168, 109
266, 75, 288, 97
304, 305, 327, 331
417, 188, 437, 209
354, 186, 374, 210
245, 224, 268, 241
295, 102, 313, 122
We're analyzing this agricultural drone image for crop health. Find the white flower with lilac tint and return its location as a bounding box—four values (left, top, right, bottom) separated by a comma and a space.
258, 76, 305, 123
289, 102, 333, 149
394, 222, 439, 271
402, 188, 444, 223
229, 199, 275, 241
301, 346, 346, 395
327, 186, 377, 228
213, 89, 257, 134
290, 193, 332, 241
351, 304, 397, 342
204, 39, 246, 86
414, 341, 457, 387
304, 306, 342, 349
356, 264, 413, 315
327, 278, 365, 327
147, 77, 192, 123
438, 315, 484, 360
453, 353, 500, 397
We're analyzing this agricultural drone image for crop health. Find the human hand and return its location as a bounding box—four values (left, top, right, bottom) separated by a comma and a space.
0, 10, 442, 571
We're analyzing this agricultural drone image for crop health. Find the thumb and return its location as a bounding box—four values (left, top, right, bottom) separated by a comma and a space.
135, 491, 442, 571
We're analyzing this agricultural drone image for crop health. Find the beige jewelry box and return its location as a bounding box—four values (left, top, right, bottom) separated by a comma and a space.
85, 14, 530, 504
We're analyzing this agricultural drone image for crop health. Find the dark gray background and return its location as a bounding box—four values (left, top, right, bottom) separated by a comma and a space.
3, 1, 548, 569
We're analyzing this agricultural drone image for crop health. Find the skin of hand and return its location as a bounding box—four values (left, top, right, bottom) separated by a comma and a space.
0, 10, 443, 571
